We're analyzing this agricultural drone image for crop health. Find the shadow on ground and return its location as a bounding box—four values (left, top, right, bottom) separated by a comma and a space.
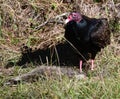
6, 42, 84, 68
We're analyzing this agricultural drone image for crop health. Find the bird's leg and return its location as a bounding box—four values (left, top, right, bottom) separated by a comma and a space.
90, 59, 94, 70
79, 60, 83, 73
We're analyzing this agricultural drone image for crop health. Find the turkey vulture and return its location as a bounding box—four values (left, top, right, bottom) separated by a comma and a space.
64, 12, 110, 72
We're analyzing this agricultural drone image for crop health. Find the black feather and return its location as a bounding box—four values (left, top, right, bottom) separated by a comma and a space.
64, 14, 110, 61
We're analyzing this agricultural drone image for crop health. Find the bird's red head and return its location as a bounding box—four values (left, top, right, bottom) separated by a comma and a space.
65, 12, 82, 24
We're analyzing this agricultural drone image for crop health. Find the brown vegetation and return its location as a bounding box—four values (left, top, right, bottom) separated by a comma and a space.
0, 0, 120, 84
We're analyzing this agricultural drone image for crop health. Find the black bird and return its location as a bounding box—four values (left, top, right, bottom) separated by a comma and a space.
64, 12, 110, 72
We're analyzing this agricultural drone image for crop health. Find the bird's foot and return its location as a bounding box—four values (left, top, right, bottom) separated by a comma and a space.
91, 68, 94, 71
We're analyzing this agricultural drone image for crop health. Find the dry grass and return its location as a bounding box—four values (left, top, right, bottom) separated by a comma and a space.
0, 0, 120, 98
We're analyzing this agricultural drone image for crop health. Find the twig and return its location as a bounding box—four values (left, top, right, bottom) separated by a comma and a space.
33, 12, 69, 31
34, 19, 50, 30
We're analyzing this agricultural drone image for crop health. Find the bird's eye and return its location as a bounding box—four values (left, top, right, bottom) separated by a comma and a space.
72, 14, 76, 17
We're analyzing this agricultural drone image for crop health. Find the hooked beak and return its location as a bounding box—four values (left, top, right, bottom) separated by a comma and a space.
65, 19, 70, 24
64, 19, 70, 29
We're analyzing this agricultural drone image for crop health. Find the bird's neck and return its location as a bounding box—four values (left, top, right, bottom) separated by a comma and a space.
77, 19, 87, 28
